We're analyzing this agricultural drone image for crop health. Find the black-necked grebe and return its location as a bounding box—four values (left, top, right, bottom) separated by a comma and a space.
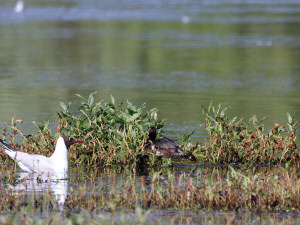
145, 127, 185, 157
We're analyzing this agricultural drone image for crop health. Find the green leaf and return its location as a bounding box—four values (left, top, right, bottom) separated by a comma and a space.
252, 115, 258, 125
287, 113, 293, 123
229, 117, 237, 125
111, 95, 115, 105
236, 117, 244, 125
60, 101, 68, 111
207, 101, 213, 113
88, 92, 96, 107
238, 151, 245, 159
75, 93, 85, 101
220, 106, 230, 117
129, 111, 142, 121
258, 116, 268, 124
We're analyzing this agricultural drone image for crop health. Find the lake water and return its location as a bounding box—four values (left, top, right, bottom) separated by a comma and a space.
2, 165, 300, 224
0, 0, 300, 223
0, 0, 299, 141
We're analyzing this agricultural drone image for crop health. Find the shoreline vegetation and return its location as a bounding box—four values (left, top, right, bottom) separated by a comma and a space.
0, 92, 299, 223
1, 92, 298, 167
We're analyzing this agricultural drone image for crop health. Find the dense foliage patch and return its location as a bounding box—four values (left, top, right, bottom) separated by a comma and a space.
0, 92, 298, 167
195, 103, 299, 164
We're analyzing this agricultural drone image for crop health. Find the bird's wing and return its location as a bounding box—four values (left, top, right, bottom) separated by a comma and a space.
3, 149, 55, 174
17, 153, 56, 174
154, 138, 179, 149
0, 139, 19, 152
154, 138, 185, 156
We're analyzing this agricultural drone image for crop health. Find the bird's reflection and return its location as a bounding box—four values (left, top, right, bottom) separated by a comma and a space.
9, 172, 68, 209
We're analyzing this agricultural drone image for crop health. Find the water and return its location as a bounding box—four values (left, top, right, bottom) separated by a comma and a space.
0, 0, 299, 139
2, 165, 300, 224
0, 0, 300, 223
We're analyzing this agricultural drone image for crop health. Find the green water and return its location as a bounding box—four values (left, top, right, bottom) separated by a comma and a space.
0, 1, 299, 140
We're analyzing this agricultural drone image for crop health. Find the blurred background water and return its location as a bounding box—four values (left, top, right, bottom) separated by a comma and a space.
0, 0, 299, 142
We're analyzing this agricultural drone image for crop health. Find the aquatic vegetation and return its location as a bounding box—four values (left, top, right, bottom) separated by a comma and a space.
56, 92, 166, 167
0, 92, 165, 168
0, 166, 299, 216
0, 92, 299, 168
195, 102, 299, 164
0, 93, 299, 224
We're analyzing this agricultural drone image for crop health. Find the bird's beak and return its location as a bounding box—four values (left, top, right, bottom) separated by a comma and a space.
75, 140, 84, 144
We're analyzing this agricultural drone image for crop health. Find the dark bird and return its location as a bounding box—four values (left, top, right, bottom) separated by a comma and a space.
144, 127, 185, 157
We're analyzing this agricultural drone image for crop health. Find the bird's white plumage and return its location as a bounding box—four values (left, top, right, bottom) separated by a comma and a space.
14, 0, 24, 13
3, 137, 68, 179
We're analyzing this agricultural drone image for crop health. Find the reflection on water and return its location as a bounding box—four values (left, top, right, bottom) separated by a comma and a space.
1, 165, 299, 224
9, 172, 68, 209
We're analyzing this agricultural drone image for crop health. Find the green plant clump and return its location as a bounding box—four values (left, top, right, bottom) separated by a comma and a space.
195, 102, 299, 164
0, 93, 298, 167
57, 92, 164, 167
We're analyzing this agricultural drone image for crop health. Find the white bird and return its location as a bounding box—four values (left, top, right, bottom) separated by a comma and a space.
14, 0, 24, 13
181, 15, 191, 24
0, 136, 83, 179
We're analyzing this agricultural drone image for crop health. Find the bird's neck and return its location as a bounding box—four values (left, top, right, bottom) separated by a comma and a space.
50, 137, 68, 171
148, 134, 156, 142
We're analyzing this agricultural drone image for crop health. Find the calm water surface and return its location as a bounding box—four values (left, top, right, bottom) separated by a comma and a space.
0, 0, 300, 223
0, 0, 299, 140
